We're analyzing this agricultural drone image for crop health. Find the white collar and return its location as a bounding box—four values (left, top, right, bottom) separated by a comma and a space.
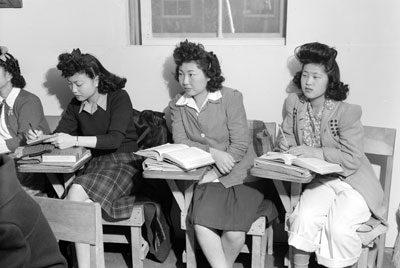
0, 87, 21, 109
79, 93, 107, 114
176, 90, 222, 113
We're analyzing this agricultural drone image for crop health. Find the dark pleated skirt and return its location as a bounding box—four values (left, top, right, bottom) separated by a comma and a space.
73, 152, 143, 219
189, 179, 276, 232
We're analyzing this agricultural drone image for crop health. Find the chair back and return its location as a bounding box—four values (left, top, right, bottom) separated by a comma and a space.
363, 126, 396, 220
248, 120, 276, 156
34, 197, 105, 268
361, 126, 396, 268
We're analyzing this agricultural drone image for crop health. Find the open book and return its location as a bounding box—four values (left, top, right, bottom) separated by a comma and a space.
135, 143, 215, 171
260, 151, 343, 175
26, 134, 57, 145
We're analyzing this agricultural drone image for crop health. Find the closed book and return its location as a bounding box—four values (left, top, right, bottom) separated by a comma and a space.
254, 158, 312, 178
42, 146, 88, 163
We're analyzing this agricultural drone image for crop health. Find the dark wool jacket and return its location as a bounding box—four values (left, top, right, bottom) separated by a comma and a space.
0, 155, 67, 268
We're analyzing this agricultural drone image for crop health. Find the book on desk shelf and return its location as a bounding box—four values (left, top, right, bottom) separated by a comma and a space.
41, 146, 90, 163
258, 151, 343, 175
135, 143, 215, 171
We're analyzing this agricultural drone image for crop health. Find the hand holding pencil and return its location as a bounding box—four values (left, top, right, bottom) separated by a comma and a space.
277, 124, 290, 151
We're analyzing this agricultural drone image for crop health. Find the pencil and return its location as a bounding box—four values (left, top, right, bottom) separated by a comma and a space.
278, 124, 289, 147
29, 123, 38, 136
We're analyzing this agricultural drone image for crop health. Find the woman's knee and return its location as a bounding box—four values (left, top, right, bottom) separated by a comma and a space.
65, 184, 89, 201
223, 231, 245, 244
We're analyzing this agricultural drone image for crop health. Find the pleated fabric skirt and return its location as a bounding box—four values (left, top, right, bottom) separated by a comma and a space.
74, 152, 143, 219
189, 179, 275, 232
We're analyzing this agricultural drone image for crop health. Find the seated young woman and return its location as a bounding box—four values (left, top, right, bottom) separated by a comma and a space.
27, 48, 142, 268
277, 42, 386, 268
169, 40, 274, 268
0, 46, 50, 195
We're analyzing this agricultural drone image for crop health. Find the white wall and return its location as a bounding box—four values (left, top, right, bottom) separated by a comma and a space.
1, 0, 399, 246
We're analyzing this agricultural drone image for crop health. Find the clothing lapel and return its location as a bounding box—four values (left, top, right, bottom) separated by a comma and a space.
320, 100, 339, 134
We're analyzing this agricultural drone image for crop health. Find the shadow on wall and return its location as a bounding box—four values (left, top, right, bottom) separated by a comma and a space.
42, 68, 73, 111
162, 55, 181, 132
279, 55, 302, 119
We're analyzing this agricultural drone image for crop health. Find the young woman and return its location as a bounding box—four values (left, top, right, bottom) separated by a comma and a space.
278, 42, 386, 268
0, 46, 49, 153
0, 46, 50, 195
169, 40, 272, 268
28, 48, 142, 268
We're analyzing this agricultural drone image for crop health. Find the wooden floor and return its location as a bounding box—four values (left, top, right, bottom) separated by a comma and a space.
103, 241, 396, 268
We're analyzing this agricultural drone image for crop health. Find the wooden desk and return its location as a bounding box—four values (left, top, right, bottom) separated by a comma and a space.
143, 167, 208, 268
250, 167, 314, 267
17, 154, 91, 198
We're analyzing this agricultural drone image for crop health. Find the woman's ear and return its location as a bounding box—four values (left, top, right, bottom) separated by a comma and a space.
5, 71, 12, 83
94, 75, 99, 87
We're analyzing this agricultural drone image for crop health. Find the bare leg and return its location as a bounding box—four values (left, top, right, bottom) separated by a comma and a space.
65, 184, 91, 268
221, 230, 245, 267
292, 247, 310, 268
194, 224, 229, 268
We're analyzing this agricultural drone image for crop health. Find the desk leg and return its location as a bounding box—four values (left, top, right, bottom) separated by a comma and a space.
183, 181, 196, 268
166, 180, 197, 268
46, 173, 75, 198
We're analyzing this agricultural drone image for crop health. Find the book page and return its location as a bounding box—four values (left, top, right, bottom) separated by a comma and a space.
259, 151, 298, 165
292, 157, 343, 175
26, 134, 57, 145
163, 147, 214, 170
135, 143, 189, 161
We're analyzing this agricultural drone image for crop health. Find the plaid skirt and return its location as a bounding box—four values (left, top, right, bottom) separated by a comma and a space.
73, 152, 143, 219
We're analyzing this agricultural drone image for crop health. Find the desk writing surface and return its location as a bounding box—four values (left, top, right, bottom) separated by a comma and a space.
17, 156, 91, 173
143, 166, 208, 181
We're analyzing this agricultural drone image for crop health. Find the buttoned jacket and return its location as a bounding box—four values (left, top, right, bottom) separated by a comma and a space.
279, 93, 386, 224
169, 87, 254, 188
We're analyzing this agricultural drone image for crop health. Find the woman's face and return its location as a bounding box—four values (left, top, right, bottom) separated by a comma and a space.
0, 66, 11, 91
178, 61, 210, 97
67, 72, 99, 102
300, 63, 329, 102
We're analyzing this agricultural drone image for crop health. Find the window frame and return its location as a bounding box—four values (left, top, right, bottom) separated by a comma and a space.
131, 0, 286, 46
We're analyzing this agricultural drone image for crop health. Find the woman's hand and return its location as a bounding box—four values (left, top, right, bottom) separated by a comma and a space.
277, 139, 290, 152
209, 148, 235, 174
198, 169, 219, 185
286, 145, 324, 159
45, 133, 76, 149
26, 129, 43, 141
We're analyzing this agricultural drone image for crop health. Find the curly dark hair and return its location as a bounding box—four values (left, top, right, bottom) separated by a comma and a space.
173, 40, 224, 92
292, 42, 349, 101
56, 49, 126, 94
0, 52, 26, 89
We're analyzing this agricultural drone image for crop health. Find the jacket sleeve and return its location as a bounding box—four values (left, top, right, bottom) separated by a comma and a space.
224, 90, 249, 162
322, 104, 364, 176
0, 223, 28, 268
5, 95, 47, 152
278, 93, 299, 148
169, 97, 210, 152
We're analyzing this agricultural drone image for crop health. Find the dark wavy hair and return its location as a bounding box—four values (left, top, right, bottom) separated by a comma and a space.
0, 52, 26, 89
56, 49, 126, 94
173, 40, 224, 92
292, 42, 349, 101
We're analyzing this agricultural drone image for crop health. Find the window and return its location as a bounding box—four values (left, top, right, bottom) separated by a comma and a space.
130, 0, 286, 45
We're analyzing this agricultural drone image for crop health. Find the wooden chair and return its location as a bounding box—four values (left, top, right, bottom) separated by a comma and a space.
45, 116, 150, 267
241, 120, 279, 268
102, 205, 149, 268
33, 196, 105, 268
356, 126, 396, 268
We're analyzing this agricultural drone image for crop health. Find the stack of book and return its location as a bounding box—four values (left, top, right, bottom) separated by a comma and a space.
41, 146, 91, 167
135, 143, 215, 171
253, 151, 344, 182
